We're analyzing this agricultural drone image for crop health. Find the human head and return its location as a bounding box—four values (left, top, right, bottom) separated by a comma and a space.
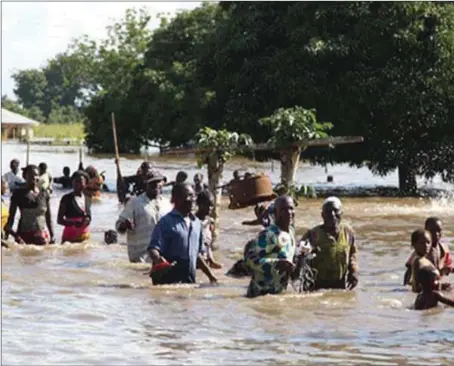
10, 159, 20, 174
138, 161, 152, 175
196, 190, 214, 218
176, 171, 188, 184
425, 217, 442, 246
104, 230, 118, 245
72, 170, 88, 194
417, 266, 440, 292
172, 183, 195, 216
63, 166, 70, 177
233, 170, 241, 180
24, 165, 39, 189
322, 196, 342, 229
194, 173, 204, 185
411, 229, 431, 256
85, 165, 98, 179
38, 162, 47, 175
274, 196, 295, 230
145, 170, 166, 200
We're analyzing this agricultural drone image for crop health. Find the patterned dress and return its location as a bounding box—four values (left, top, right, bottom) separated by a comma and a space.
245, 225, 296, 298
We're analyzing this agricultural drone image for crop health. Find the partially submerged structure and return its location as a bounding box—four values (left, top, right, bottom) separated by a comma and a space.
1, 108, 39, 140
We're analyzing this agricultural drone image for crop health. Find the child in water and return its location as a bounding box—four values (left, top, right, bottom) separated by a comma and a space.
404, 218, 452, 290
404, 229, 435, 293
414, 266, 454, 310
195, 190, 223, 269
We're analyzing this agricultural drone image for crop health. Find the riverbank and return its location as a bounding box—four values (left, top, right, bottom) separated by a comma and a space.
30, 123, 84, 145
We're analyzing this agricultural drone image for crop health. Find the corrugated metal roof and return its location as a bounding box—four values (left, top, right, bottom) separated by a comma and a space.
1, 108, 40, 125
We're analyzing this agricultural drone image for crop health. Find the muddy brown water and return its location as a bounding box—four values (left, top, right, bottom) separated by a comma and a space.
2, 143, 454, 365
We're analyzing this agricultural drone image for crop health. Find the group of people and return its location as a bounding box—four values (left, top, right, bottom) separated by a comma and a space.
2, 157, 453, 310
1, 159, 105, 246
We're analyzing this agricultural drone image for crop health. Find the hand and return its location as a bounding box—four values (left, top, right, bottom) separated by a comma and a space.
82, 216, 91, 227
119, 219, 134, 231
275, 259, 296, 276
124, 219, 134, 230
347, 272, 359, 290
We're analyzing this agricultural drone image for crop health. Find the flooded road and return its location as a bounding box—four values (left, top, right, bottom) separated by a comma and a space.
2, 143, 454, 365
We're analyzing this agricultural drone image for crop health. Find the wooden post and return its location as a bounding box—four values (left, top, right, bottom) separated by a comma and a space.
112, 113, 126, 203
26, 139, 31, 166
79, 146, 83, 167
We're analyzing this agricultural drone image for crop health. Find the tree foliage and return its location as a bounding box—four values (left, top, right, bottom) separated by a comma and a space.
7, 2, 454, 191
259, 107, 332, 147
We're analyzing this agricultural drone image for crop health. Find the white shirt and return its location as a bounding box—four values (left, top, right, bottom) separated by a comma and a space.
115, 193, 172, 262
38, 172, 52, 192
3, 171, 24, 191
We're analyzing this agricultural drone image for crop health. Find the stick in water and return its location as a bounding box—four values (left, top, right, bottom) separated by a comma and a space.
112, 113, 126, 203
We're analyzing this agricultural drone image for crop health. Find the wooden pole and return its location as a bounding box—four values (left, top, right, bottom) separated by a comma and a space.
160, 136, 364, 156
111, 112, 120, 162
26, 140, 30, 166
112, 113, 126, 203
79, 146, 83, 166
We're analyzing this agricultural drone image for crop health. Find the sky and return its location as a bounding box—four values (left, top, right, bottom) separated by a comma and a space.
1, 1, 201, 100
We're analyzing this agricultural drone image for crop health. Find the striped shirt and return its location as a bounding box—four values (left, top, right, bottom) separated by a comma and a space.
116, 193, 172, 262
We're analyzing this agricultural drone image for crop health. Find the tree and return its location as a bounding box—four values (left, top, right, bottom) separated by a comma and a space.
76, 7, 154, 152
284, 2, 454, 194
12, 69, 47, 112
121, 3, 220, 149
195, 127, 252, 241
259, 107, 332, 188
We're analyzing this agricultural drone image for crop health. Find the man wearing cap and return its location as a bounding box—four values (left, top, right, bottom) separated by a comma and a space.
117, 161, 155, 203
3, 159, 24, 191
116, 169, 172, 263
301, 196, 359, 290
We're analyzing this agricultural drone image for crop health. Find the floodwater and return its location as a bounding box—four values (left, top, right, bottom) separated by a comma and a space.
2, 142, 454, 365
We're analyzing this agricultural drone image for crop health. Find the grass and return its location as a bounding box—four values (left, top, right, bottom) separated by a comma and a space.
31, 123, 85, 144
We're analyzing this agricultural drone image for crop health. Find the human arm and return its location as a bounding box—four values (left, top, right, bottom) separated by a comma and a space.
115, 198, 135, 233
403, 265, 412, 286
197, 225, 217, 283
45, 194, 55, 243
241, 218, 262, 226
147, 221, 168, 265
5, 193, 24, 243
347, 230, 359, 290
435, 291, 454, 307
57, 196, 74, 227
197, 254, 218, 283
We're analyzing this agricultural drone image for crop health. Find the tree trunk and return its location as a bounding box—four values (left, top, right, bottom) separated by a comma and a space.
280, 147, 301, 188
206, 153, 223, 250
398, 163, 417, 196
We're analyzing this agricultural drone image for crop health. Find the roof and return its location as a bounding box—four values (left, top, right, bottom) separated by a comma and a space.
1, 108, 40, 126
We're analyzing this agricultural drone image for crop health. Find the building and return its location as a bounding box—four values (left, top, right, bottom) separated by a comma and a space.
1, 108, 39, 140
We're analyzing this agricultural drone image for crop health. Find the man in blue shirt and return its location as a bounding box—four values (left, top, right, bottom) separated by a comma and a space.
148, 183, 218, 285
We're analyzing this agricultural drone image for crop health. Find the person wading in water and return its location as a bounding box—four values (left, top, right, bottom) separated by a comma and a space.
116, 170, 172, 263
300, 197, 358, 290
5, 165, 55, 245
245, 196, 296, 298
148, 183, 217, 285
57, 171, 92, 244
